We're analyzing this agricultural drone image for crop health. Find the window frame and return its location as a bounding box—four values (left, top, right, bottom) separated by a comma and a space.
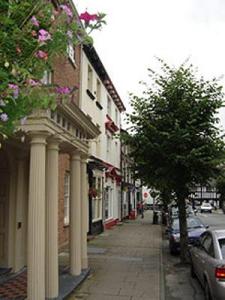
107, 96, 112, 116
202, 233, 215, 257
88, 65, 93, 92
64, 172, 70, 226
67, 41, 76, 66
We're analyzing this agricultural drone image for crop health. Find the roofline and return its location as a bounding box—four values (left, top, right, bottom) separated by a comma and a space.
83, 45, 126, 113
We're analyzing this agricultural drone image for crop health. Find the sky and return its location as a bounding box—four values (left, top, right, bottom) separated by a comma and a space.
75, 0, 225, 129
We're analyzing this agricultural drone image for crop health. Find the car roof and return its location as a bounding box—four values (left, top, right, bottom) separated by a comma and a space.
206, 229, 225, 239
214, 230, 225, 239
172, 216, 202, 224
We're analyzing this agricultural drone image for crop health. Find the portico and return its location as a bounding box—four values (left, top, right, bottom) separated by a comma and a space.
0, 104, 100, 300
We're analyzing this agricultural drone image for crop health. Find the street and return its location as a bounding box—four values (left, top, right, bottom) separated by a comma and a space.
164, 209, 225, 300
197, 209, 225, 229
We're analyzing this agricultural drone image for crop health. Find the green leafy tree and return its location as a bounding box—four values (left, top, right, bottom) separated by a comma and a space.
0, 0, 105, 136
216, 174, 225, 211
122, 59, 225, 262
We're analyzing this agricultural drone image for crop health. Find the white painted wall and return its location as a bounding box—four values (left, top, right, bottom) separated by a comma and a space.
80, 48, 123, 221
80, 50, 121, 169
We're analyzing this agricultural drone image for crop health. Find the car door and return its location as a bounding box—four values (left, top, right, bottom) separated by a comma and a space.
197, 233, 216, 285
192, 232, 207, 281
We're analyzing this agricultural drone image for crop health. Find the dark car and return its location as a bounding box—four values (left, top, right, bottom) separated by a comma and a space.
168, 216, 208, 254
166, 205, 196, 230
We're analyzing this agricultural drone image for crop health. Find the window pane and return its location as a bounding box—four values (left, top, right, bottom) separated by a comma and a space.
88, 65, 93, 91
64, 173, 70, 225
219, 239, 225, 259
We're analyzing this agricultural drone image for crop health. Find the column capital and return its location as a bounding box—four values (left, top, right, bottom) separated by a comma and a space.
70, 150, 81, 161
47, 137, 61, 151
28, 131, 50, 145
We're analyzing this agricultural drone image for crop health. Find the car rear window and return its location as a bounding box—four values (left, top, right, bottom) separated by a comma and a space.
218, 239, 225, 259
172, 217, 203, 230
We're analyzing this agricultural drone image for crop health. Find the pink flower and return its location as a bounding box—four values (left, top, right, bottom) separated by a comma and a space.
8, 83, 19, 98
31, 16, 39, 27
35, 50, 48, 60
38, 29, 51, 42
60, 4, 73, 18
27, 79, 40, 86
0, 113, 8, 122
79, 11, 98, 23
56, 86, 71, 94
8, 83, 18, 89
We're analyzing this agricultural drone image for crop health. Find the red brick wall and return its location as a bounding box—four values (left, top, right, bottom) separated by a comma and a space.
53, 46, 81, 106
55, 45, 82, 249
58, 154, 70, 249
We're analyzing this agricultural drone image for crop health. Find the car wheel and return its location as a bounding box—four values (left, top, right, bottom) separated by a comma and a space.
190, 263, 196, 278
169, 242, 176, 255
201, 210, 203, 213
204, 280, 212, 300
170, 248, 176, 255
210, 210, 212, 213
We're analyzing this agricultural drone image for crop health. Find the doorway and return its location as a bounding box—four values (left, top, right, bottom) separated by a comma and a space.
0, 151, 9, 268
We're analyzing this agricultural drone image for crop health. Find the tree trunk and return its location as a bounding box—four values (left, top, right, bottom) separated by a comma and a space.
177, 197, 188, 263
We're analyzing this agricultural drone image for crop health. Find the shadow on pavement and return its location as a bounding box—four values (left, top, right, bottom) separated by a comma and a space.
162, 229, 204, 300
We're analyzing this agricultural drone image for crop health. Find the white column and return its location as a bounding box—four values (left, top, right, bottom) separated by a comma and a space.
81, 156, 88, 269
46, 139, 59, 299
70, 151, 81, 276
14, 157, 27, 272
27, 133, 47, 300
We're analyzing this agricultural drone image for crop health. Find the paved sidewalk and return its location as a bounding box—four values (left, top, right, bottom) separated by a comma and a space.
162, 230, 204, 300
67, 210, 163, 300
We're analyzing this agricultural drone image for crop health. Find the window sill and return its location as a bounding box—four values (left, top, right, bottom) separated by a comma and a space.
68, 56, 77, 69
92, 217, 102, 222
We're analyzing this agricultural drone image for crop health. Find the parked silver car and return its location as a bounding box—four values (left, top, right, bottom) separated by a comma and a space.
189, 229, 225, 300
200, 202, 213, 213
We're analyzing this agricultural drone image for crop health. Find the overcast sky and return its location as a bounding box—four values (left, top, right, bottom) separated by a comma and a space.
75, 0, 225, 129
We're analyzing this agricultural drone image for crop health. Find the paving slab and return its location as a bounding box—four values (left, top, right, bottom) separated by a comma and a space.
66, 210, 163, 300
162, 230, 204, 300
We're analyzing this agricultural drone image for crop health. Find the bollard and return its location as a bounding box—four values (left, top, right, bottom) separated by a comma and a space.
153, 211, 158, 224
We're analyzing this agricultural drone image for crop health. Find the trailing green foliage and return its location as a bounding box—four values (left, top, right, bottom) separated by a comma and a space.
0, 0, 106, 136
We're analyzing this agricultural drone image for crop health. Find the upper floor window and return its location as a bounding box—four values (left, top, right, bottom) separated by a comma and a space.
67, 42, 76, 65
41, 70, 52, 85
115, 108, 118, 124
106, 135, 111, 154
88, 65, 93, 92
64, 172, 70, 226
96, 79, 101, 103
107, 96, 111, 116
